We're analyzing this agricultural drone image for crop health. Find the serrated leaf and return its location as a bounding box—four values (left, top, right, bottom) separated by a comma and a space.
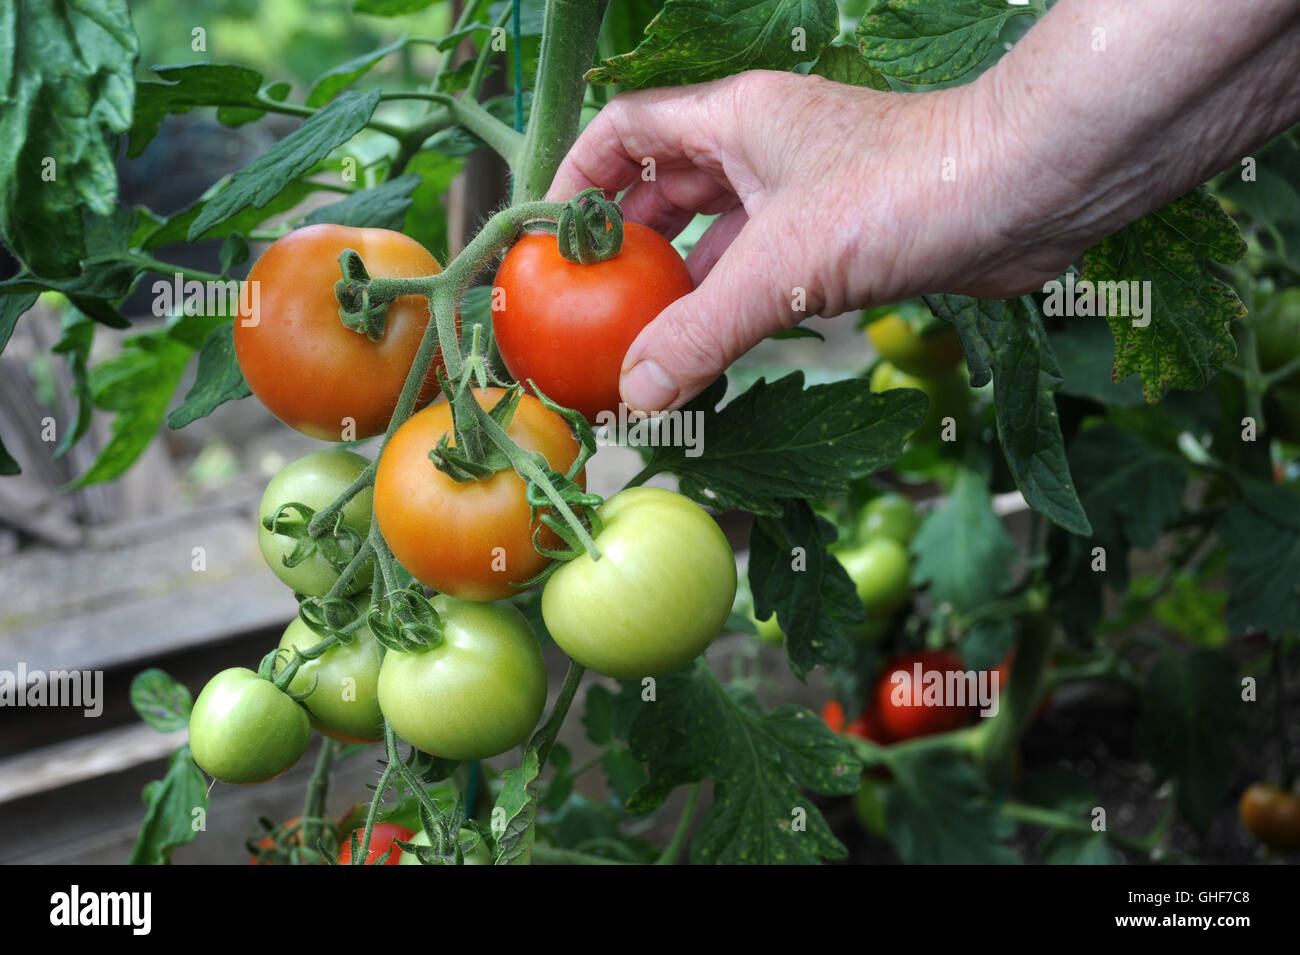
1082, 188, 1246, 401
643, 372, 926, 517
304, 174, 422, 232
855, 0, 1035, 85
1221, 479, 1300, 637
884, 747, 1019, 864
1135, 650, 1246, 831
1048, 315, 1147, 407
130, 64, 267, 158
910, 468, 1017, 613
141, 178, 322, 252
626, 672, 860, 864
749, 499, 861, 678
0, 1, 137, 278
167, 322, 251, 429
927, 294, 1091, 534
587, 0, 839, 89
129, 746, 208, 865
188, 89, 381, 241
130, 669, 193, 732
810, 43, 889, 90
306, 36, 407, 107
491, 748, 542, 865
1068, 424, 1188, 588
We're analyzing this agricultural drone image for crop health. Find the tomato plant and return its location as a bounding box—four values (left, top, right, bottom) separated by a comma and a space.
234, 225, 449, 441
188, 668, 311, 785
493, 223, 694, 421
398, 828, 492, 865
541, 487, 737, 679
377, 596, 547, 761
374, 387, 583, 601
258, 449, 374, 598
338, 823, 415, 866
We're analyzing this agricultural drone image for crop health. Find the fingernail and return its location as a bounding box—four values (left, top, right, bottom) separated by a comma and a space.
621, 360, 678, 412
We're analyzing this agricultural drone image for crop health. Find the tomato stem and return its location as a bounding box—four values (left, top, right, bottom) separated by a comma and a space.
509, 0, 610, 204
653, 782, 701, 865
532, 660, 586, 768
299, 741, 337, 861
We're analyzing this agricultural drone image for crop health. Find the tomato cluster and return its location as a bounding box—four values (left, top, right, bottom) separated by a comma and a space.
190, 224, 736, 855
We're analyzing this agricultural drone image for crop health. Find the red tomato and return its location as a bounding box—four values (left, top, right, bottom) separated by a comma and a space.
235, 225, 450, 441
373, 388, 584, 601
492, 223, 694, 421
821, 700, 846, 734
337, 823, 415, 866
872, 650, 970, 741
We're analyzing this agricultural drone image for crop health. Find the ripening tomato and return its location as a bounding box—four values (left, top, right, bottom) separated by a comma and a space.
235, 225, 450, 441
373, 387, 584, 601
866, 313, 964, 377
492, 223, 694, 421
338, 823, 415, 865
872, 650, 969, 741
541, 487, 737, 679
1239, 782, 1300, 851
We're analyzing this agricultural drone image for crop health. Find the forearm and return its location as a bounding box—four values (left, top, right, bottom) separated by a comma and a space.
982, 0, 1300, 249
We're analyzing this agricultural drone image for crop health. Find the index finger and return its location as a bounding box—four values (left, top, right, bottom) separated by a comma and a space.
546, 77, 740, 202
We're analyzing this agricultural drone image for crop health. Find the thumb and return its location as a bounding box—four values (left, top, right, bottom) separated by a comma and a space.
619, 208, 807, 412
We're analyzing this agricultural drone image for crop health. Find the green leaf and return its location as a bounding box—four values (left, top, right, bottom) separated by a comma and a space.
129, 746, 208, 865
1082, 188, 1246, 402
1048, 315, 1147, 408
167, 322, 251, 430
642, 372, 926, 517
749, 500, 862, 678
857, 0, 1029, 85
0, 292, 38, 474
587, 0, 840, 89
491, 748, 542, 865
307, 36, 407, 107
402, 153, 464, 259
855, 0, 1035, 85
809, 43, 890, 90
626, 673, 860, 864
130, 64, 268, 158
927, 294, 1090, 534
911, 469, 1017, 613
354, 0, 441, 15
884, 747, 1019, 863
1068, 424, 1188, 588
1135, 650, 1246, 832
304, 174, 422, 232
188, 89, 382, 241
1222, 479, 1300, 637
0, 1, 137, 278
1020, 769, 1118, 864
130, 669, 193, 732
51, 311, 96, 458
141, 179, 322, 252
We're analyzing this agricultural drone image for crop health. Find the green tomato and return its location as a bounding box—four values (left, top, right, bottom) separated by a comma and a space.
858, 492, 920, 545
398, 828, 492, 865
258, 449, 374, 597
541, 486, 738, 679
751, 612, 785, 647
274, 598, 383, 744
869, 361, 970, 442
1255, 287, 1300, 379
839, 537, 911, 615
866, 312, 964, 378
853, 774, 888, 837
377, 596, 547, 761
189, 667, 311, 785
